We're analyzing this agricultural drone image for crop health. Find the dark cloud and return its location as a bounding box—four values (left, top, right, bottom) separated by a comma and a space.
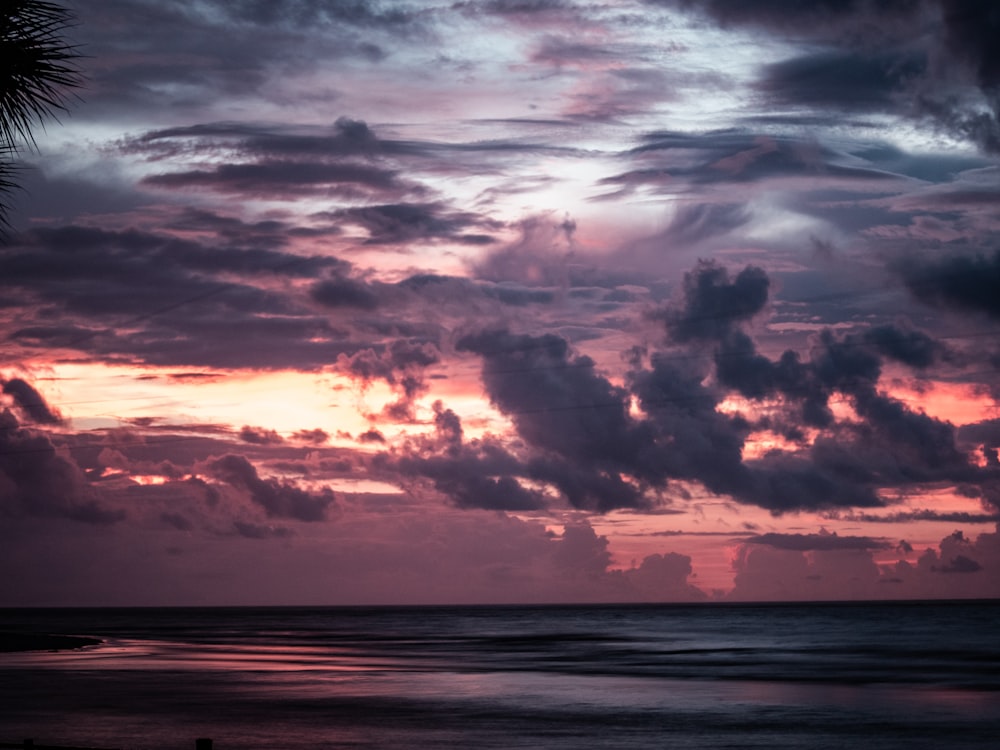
940, 0, 1000, 90
408, 456, 549, 511
629, 353, 748, 493
337, 340, 440, 418
386, 329, 651, 512
633, 353, 882, 511
432, 401, 463, 455
861, 324, 941, 368
131, 116, 572, 166
359, 341, 442, 378
394, 434, 549, 512
457, 330, 644, 474
717, 322, 971, 491
69, 2, 419, 123
1, 379, 63, 425
0, 224, 369, 370
331, 203, 498, 245
311, 276, 380, 310
832, 508, 1000, 524
293, 428, 329, 445
207, 454, 334, 521
664, 260, 769, 342
219, 0, 415, 29
652, 262, 988, 509
658, 0, 919, 34
476, 0, 577, 16
959, 418, 1000, 454
715, 332, 822, 422
650, 0, 1000, 152
0, 410, 123, 525
143, 161, 417, 199
239, 426, 285, 445
895, 250, 1000, 319
934, 554, 983, 573
446, 317, 910, 513
745, 531, 890, 551
131, 118, 402, 160
760, 52, 924, 112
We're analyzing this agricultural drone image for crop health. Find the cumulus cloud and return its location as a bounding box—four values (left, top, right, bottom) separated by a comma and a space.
206, 454, 334, 521
663, 261, 770, 343
619, 551, 707, 601
730, 524, 1000, 601
0, 410, 123, 525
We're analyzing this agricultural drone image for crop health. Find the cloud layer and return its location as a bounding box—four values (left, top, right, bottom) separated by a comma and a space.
2, 0, 999, 605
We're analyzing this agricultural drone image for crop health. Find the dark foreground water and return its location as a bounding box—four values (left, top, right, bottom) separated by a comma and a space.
1, 601, 999, 749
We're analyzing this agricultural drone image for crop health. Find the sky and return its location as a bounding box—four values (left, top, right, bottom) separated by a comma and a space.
2, 0, 1000, 606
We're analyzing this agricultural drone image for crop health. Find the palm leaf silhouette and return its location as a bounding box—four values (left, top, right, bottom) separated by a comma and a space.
1, 0, 82, 229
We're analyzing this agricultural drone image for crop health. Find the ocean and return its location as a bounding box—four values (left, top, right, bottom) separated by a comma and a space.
1, 601, 998, 749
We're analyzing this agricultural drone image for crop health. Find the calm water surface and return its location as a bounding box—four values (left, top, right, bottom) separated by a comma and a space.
1, 602, 998, 749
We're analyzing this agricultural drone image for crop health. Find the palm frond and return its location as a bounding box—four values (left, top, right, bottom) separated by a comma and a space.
1, 0, 83, 150
0, 152, 20, 232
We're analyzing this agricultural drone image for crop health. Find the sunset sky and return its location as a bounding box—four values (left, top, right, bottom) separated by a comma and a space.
2, 0, 1000, 605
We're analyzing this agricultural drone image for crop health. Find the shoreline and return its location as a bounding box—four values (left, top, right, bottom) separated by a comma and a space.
0, 633, 102, 653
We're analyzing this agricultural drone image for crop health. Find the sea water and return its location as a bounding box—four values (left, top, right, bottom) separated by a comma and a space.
1, 601, 998, 749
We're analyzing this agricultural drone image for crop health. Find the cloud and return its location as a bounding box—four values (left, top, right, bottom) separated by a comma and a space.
232, 520, 294, 540
0, 224, 366, 370
447, 313, 896, 513
895, 250, 1000, 319
330, 202, 498, 246
311, 276, 380, 310
650, 0, 1000, 153
729, 524, 1000, 601
759, 51, 924, 112
657, 0, 920, 35
861, 324, 941, 368
239, 426, 285, 445
0, 410, 123, 525
663, 260, 770, 342
619, 551, 707, 601
614, 131, 897, 190
472, 215, 576, 287
143, 161, 418, 200
660, 203, 753, 246
744, 531, 890, 551
1, 379, 63, 425
219, 0, 415, 29
292, 428, 330, 445
337, 339, 441, 419
456, 329, 655, 511
398, 449, 550, 511
206, 454, 334, 521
